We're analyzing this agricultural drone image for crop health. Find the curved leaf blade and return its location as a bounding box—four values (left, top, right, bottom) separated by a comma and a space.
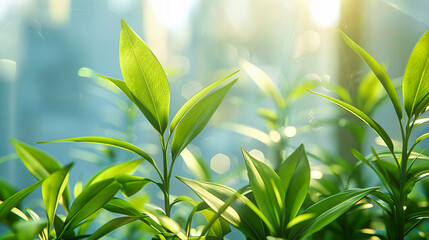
38, 136, 155, 166
115, 174, 153, 197
178, 177, 267, 240
62, 179, 120, 234
310, 91, 393, 151
120, 19, 170, 134
403, 31, 429, 117
42, 164, 72, 234
242, 149, 284, 234
87, 216, 140, 240
340, 31, 402, 119
278, 144, 310, 223
171, 80, 237, 160
86, 159, 143, 186
0, 180, 43, 221
288, 187, 378, 240
170, 71, 238, 133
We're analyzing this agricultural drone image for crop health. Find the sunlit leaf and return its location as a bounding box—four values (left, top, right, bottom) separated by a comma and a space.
39, 136, 155, 166
416, 132, 429, 144
240, 59, 284, 108
357, 70, 384, 113
12, 220, 47, 240
42, 164, 72, 234
340, 31, 402, 120
178, 177, 267, 240
413, 117, 429, 128
310, 91, 393, 151
170, 71, 238, 133
120, 19, 170, 134
199, 208, 231, 238
223, 123, 272, 145
403, 31, 429, 117
86, 159, 143, 186
171, 80, 237, 160
288, 187, 378, 240
242, 149, 283, 234
0, 180, 43, 221
180, 148, 210, 181
277, 144, 310, 223
61, 179, 120, 235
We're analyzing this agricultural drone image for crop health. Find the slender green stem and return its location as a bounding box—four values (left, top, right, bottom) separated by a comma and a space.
160, 134, 171, 217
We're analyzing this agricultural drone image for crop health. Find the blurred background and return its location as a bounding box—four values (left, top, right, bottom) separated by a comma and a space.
1, 0, 429, 238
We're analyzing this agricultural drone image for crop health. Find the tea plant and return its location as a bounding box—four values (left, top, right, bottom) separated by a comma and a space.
312, 31, 429, 240
181, 144, 377, 240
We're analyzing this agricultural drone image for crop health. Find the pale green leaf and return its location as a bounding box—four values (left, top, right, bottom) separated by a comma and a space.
240, 59, 284, 108
180, 148, 210, 181
39, 136, 155, 166
223, 123, 272, 145
171, 80, 237, 160
310, 91, 393, 151
340, 31, 402, 120
416, 132, 429, 143
86, 159, 143, 186
170, 71, 238, 133
120, 19, 170, 134
403, 31, 429, 117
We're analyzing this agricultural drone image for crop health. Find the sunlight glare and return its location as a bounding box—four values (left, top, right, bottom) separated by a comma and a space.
308, 0, 340, 28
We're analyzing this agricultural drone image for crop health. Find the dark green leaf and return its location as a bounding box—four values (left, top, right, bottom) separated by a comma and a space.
0, 180, 43, 221
310, 91, 393, 151
115, 174, 153, 197
171, 80, 237, 160
120, 19, 170, 134
340, 31, 402, 119
403, 31, 429, 117
288, 187, 378, 240
87, 216, 140, 240
39, 137, 155, 166
277, 144, 310, 223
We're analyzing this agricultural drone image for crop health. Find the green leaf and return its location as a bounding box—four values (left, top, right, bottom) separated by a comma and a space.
39, 136, 155, 166
340, 31, 402, 120
178, 177, 267, 240
0, 180, 43, 221
170, 71, 238, 134
357, 70, 384, 113
240, 59, 284, 108
242, 149, 284, 234
61, 178, 120, 235
180, 148, 211, 181
86, 159, 143, 186
42, 164, 72, 234
287, 187, 378, 240
413, 117, 429, 128
199, 208, 231, 238
171, 80, 237, 160
120, 19, 170, 134
115, 174, 153, 197
416, 132, 429, 144
12, 220, 47, 240
403, 31, 429, 117
223, 123, 272, 145
277, 144, 310, 223
144, 206, 187, 240
310, 91, 393, 151
104, 198, 144, 217
87, 216, 141, 240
